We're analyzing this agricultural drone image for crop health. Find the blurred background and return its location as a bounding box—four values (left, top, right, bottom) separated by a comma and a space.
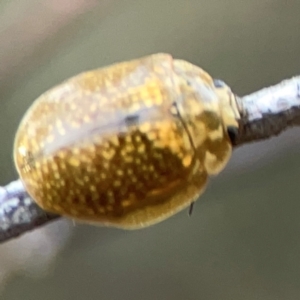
0, 0, 300, 299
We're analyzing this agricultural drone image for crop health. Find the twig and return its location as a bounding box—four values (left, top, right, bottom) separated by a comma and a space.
1, 75, 300, 243
234, 76, 300, 146
0, 180, 59, 243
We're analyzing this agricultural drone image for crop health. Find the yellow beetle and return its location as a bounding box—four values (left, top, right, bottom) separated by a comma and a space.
13, 53, 239, 229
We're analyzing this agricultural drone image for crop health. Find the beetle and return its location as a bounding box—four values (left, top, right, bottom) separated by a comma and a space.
13, 53, 239, 229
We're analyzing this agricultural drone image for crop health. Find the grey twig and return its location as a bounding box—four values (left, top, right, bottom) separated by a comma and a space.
1, 75, 300, 243
0, 180, 59, 243
234, 76, 300, 146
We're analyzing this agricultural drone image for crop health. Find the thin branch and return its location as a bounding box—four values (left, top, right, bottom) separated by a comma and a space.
0, 180, 59, 243
1, 75, 300, 243
234, 76, 300, 146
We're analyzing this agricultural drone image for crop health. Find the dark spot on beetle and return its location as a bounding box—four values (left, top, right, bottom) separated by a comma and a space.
124, 114, 139, 126
185, 79, 192, 86
213, 79, 226, 88
170, 102, 180, 116
201, 111, 220, 130
227, 126, 239, 145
